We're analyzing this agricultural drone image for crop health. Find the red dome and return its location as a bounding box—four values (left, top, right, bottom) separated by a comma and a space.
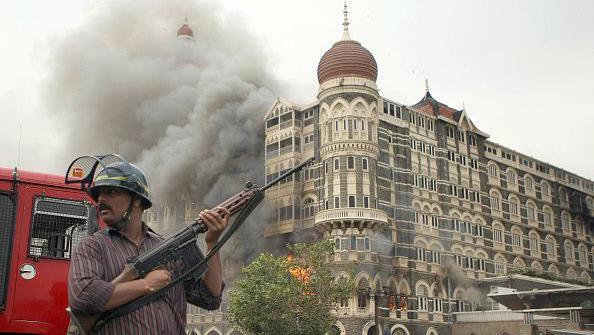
317, 40, 378, 84
177, 24, 193, 38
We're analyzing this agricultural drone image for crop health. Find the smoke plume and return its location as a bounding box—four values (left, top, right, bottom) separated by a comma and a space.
43, 0, 277, 266
44, 0, 275, 203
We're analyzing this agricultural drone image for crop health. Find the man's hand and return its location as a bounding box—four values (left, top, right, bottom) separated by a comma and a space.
200, 207, 231, 246
143, 269, 171, 292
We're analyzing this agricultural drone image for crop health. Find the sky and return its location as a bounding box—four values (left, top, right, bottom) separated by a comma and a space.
1, 0, 593, 181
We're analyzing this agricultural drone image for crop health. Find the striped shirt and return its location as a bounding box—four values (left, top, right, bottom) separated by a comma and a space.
68, 224, 222, 335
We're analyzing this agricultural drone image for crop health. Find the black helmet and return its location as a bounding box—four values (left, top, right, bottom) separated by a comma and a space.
88, 161, 152, 209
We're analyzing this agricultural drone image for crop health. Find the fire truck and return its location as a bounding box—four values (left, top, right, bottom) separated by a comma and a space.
0, 167, 97, 335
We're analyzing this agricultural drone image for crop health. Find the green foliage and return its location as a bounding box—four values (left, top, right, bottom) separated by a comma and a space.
228, 240, 352, 335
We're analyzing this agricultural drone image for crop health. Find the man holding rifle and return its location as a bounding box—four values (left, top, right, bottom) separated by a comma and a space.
68, 161, 229, 334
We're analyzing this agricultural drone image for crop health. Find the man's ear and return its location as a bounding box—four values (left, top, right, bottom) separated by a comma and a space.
133, 196, 143, 209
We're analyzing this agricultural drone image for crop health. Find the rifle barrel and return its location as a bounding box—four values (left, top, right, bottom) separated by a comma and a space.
260, 157, 314, 192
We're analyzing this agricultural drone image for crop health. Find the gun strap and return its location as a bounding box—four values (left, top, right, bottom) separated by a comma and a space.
93, 190, 264, 331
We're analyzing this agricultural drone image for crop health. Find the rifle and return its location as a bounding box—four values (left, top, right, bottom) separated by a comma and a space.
66, 157, 314, 335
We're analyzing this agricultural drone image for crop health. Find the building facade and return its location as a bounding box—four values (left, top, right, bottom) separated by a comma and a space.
263, 5, 594, 335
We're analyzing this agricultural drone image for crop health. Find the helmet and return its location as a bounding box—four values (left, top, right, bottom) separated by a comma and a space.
88, 162, 152, 209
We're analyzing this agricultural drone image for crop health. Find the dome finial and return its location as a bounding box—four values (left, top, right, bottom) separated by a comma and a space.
425, 78, 430, 92
341, 1, 351, 41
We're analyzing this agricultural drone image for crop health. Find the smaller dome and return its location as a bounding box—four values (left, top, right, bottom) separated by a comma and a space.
177, 23, 194, 39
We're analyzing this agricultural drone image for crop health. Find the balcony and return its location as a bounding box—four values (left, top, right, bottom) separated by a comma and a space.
314, 208, 389, 230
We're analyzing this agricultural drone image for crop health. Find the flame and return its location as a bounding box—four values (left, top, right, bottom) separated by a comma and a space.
286, 255, 311, 285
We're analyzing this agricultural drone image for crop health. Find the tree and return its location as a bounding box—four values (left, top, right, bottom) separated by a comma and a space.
228, 240, 352, 335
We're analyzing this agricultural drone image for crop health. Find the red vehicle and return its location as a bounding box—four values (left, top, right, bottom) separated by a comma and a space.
0, 167, 97, 335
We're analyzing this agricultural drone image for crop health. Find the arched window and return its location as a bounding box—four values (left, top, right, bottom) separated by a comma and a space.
546, 236, 556, 256
511, 227, 522, 248
488, 163, 498, 178
587, 197, 594, 210
529, 231, 539, 255
416, 283, 429, 311
507, 169, 516, 184
416, 240, 428, 262
493, 222, 504, 244
524, 175, 533, 190
526, 201, 536, 221
357, 277, 369, 309
561, 212, 571, 231
578, 244, 588, 265
490, 191, 501, 211
541, 181, 550, 196
495, 255, 507, 275
303, 198, 316, 218
543, 206, 554, 228
564, 241, 574, 261
509, 196, 519, 216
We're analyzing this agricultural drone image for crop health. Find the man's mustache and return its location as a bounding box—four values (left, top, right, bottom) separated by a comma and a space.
98, 203, 112, 212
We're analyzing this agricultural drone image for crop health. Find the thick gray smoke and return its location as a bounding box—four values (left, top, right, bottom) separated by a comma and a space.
44, 0, 274, 202
43, 0, 277, 268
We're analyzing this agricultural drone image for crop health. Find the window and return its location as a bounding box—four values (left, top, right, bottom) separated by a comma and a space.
427, 119, 434, 131
526, 203, 535, 221
433, 298, 443, 312
468, 135, 477, 146
334, 158, 340, 171
543, 210, 552, 227
363, 196, 369, 208
546, 238, 555, 256
417, 248, 427, 262
452, 218, 461, 233
458, 131, 465, 142
525, 176, 533, 190
362, 158, 368, 170
357, 279, 369, 309
529, 234, 539, 254
561, 213, 570, 231
564, 242, 574, 260
494, 227, 503, 243
431, 250, 441, 264
347, 156, 354, 169
348, 196, 356, 208
512, 231, 522, 247
443, 127, 452, 139
509, 199, 518, 216
455, 254, 465, 268
335, 236, 370, 252
490, 194, 500, 210
303, 198, 316, 218
495, 259, 506, 275
541, 182, 549, 196
488, 164, 498, 178
507, 170, 516, 184
478, 259, 486, 271
418, 296, 428, 311
29, 197, 92, 259
431, 216, 439, 229
466, 257, 475, 270
334, 197, 340, 209
578, 246, 587, 264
